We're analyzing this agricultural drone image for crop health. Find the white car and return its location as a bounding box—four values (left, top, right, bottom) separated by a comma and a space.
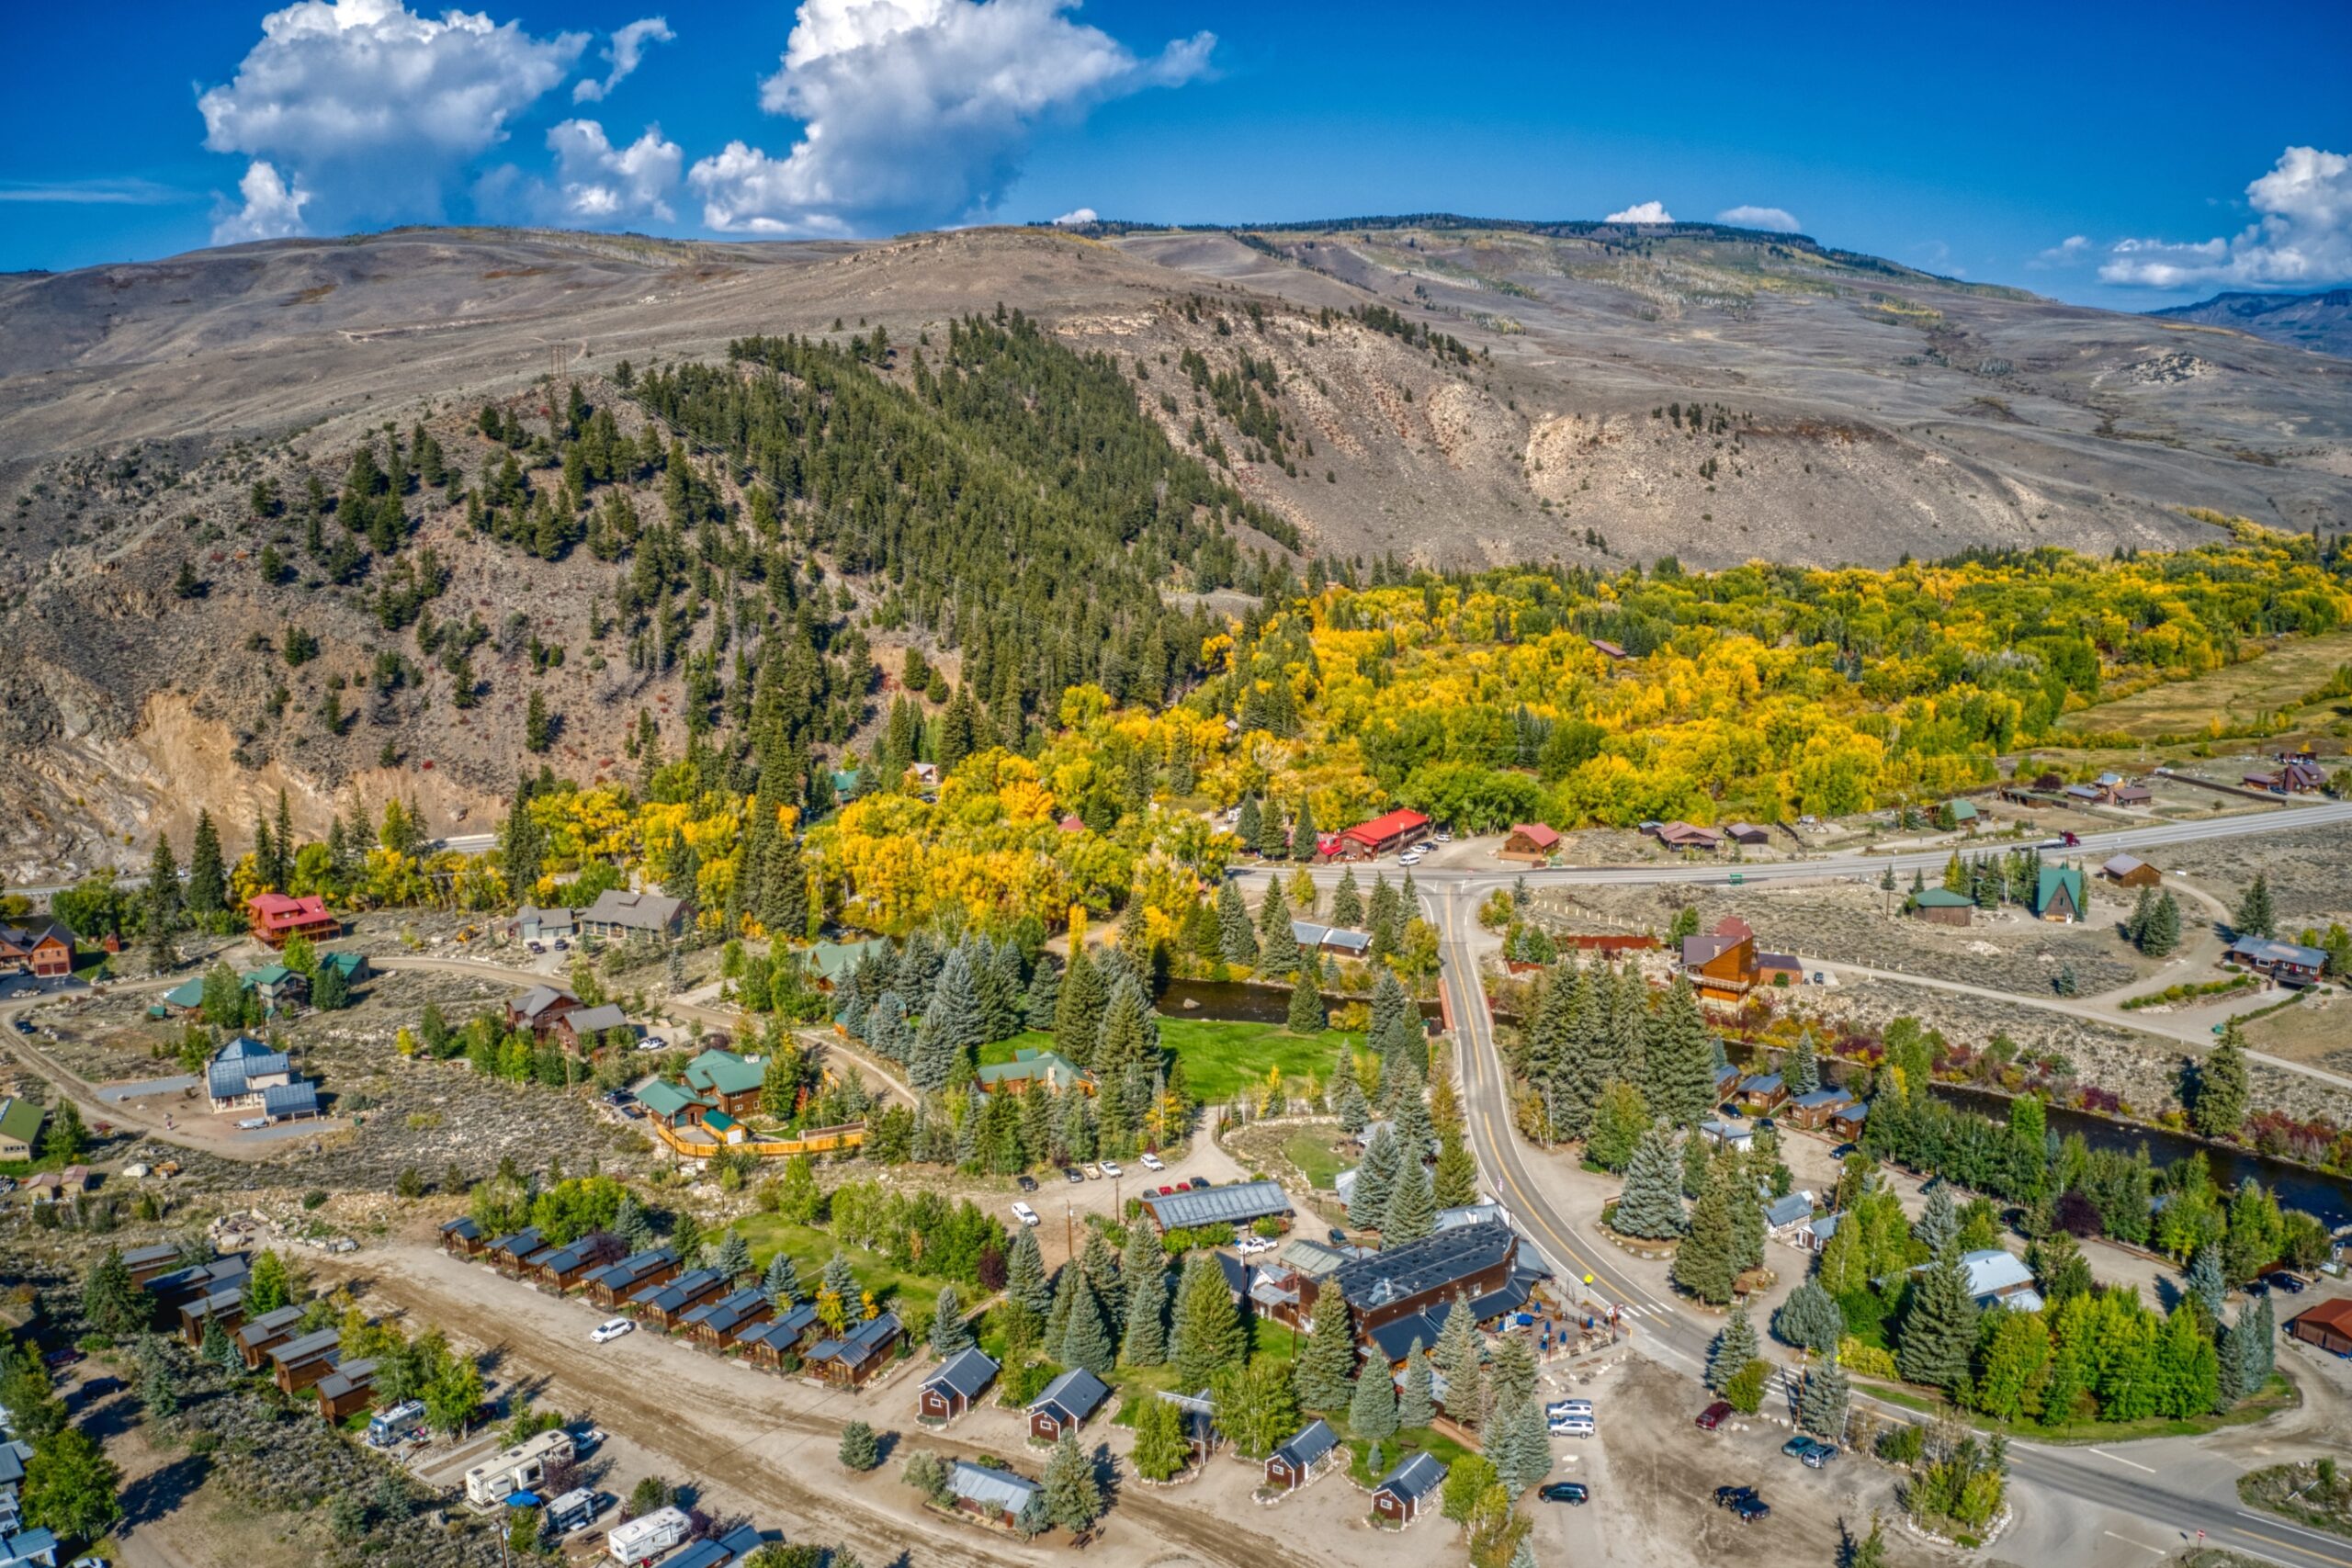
1545, 1399, 1593, 1420
636, 1034, 667, 1052
1433, 830, 1454, 844
1139, 1153, 1165, 1172
235, 1117, 269, 1131
1012, 1201, 1040, 1226
1099, 1161, 1124, 1179
1549, 1414, 1595, 1438
589, 1318, 635, 1344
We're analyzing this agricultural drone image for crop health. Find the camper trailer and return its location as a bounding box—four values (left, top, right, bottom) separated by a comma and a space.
544, 1486, 599, 1536
607, 1505, 690, 1564
463, 1428, 575, 1509
366, 1399, 424, 1447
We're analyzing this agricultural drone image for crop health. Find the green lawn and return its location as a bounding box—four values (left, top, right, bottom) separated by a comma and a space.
983, 1020, 1362, 1106
1346, 1424, 1476, 1487
728, 1213, 952, 1311
1284, 1129, 1349, 1190
1852, 1368, 2297, 1444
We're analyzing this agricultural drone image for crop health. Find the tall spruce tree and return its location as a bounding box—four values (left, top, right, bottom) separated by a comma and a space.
1216, 881, 1258, 965
1705, 1306, 1760, 1393
1347, 1357, 1398, 1443
1286, 965, 1326, 1033
1329, 868, 1363, 927
1795, 1356, 1850, 1440
1896, 1245, 1980, 1392
1613, 1127, 1687, 1239
2189, 1024, 2250, 1140
1644, 976, 1717, 1127
187, 810, 228, 918
1170, 1253, 1245, 1388
1056, 945, 1107, 1066
1294, 1281, 1358, 1410
1059, 1271, 1116, 1377
1675, 1159, 1743, 1305
2235, 873, 2277, 940
1352, 1122, 1403, 1227
1120, 1223, 1168, 1366
1398, 1338, 1435, 1429
1383, 1158, 1436, 1243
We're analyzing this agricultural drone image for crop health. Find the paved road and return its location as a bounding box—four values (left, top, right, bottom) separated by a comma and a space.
1422, 879, 2352, 1568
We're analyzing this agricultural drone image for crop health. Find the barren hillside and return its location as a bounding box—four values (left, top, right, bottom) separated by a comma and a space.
2, 218, 2348, 882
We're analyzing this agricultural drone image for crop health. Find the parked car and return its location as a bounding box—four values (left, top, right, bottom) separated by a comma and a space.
1100, 1161, 1125, 1179
1139, 1152, 1165, 1172
1545, 1399, 1593, 1420
636, 1035, 666, 1052
1012, 1201, 1040, 1226
1781, 1436, 1819, 1462
1015, 1175, 1038, 1192
236, 1117, 269, 1130
1695, 1401, 1733, 1431
1802, 1443, 1838, 1470
1327, 1226, 1348, 1245
1714, 1485, 1770, 1522
1537, 1482, 1589, 1506
1082, 1163, 1102, 1180
1189, 1176, 1210, 1190
1548, 1413, 1594, 1438
43, 1348, 85, 1370
2265, 1271, 2308, 1294
1063, 1168, 1084, 1184
590, 1318, 634, 1344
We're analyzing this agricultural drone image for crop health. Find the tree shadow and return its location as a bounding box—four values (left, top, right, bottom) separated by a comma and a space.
122, 1450, 213, 1528
2153, 1273, 2186, 1314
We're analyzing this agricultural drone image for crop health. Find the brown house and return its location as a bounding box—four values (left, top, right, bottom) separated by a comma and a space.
267, 1327, 344, 1393
178, 1286, 246, 1347
1026, 1368, 1110, 1441
630, 1267, 725, 1330
917, 1347, 1000, 1424
806, 1312, 904, 1387
2100, 854, 2163, 889
1263, 1418, 1340, 1492
2289, 1299, 2352, 1356
738, 1303, 821, 1370
1498, 823, 1561, 865
534, 1234, 623, 1291
315, 1359, 378, 1422
583, 1247, 680, 1308
0, 919, 74, 978
1910, 888, 1974, 926
246, 893, 341, 949
1371, 1452, 1447, 1526
683, 1286, 772, 1348
437, 1216, 487, 1257
1307, 1222, 1520, 1349
235, 1306, 306, 1370
504, 985, 582, 1037
1783, 1089, 1856, 1130
1681, 916, 1759, 1001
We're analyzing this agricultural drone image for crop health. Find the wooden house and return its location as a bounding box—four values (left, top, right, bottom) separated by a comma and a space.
1026, 1368, 1110, 1441
631, 1267, 725, 1330
177, 1286, 245, 1347
1736, 1074, 1788, 1117
119, 1243, 183, 1286
1371, 1452, 1447, 1526
1723, 821, 1772, 847
975, 1047, 1093, 1096
1263, 1418, 1340, 1493
578, 888, 690, 942
583, 1247, 680, 1308
2228, 936, 2328, 986
246, 893, 340, 949
1646, 820, 1724, 852
1681, 916, 1759, 1001
681, 1049, 764, 1116
1910, 887, 1974, 927
2289, 1299, 2352, 1356
945, 1461, 1042, 1530
737, 1303, 820, 1370
486, 1227, 546, 1279
234, 1306, 305, 1370
267, 1327, 344, 1394
504, 985, 581, 1037
314, 1359, 378, 1422
1828, 1101, 1870, 1142
1498, 823, 1561, 864
2030, 865, 2086, 923
535, 1234, 622, 1291
0, 919, 74, 978
2099, 854, 2162, 889
805, 1312, 903, 1387
1309, 1221, 1520, 1350
551, 1003, 628, 1055
917, 1347, 1000, 1424
1783, 1089, 1854, 1130
684, 1286, 772, 1348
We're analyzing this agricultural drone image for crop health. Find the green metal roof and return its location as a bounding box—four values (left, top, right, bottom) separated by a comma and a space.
0, 1097, 44, 1148
801, 939, 890, 982
1912, 888, 1975, 908
636, 1080, 709, 1119
318, 952, 368, 977
243, 965, 296, 987
684, 1049, 764, 1096
2033, 864, 2086, 915
162, 977, 207, 1010
1949, 799, 1979, 820
976, 1048, 1087, 1091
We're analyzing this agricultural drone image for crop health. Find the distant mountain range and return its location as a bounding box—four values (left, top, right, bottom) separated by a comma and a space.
2150, 288, 2352, 357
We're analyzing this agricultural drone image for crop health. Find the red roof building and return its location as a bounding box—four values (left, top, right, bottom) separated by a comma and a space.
247, 894, 341, 949
1330, 808, 1431, 860
1498, 823, 1561, 864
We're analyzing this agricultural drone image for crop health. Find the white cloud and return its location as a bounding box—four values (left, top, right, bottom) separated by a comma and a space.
2100, 146, 2352, 289
0, 178, 187, 206
572, 17, 673, 102
213, 160, 311, 243
687, 0, 1213, 235
544, 119, 681, 220
1052, 206, 1097, 226
1605, 200, 1673, 224
2032, 234, 2091, 268
1715, 204, 1799, 233
198, 0, 586, 233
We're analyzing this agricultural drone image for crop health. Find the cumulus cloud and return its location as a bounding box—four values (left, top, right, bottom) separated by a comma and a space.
1715, 204, 1799, 233
1605, 200, 1674, 224
572, 17, 673, 102
1052, 207, 1098, 226
213, 159, 311, 243
687, 0, 1213, 235
2100, 146, 2352, 289
544, 119, 682, 220
2032, 234, 2091, 267
198, 0, 586, 236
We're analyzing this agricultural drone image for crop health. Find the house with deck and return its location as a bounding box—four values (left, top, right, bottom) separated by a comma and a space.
0, 920, 74, 979
438, 1216, 486, 1258
206, 1036, 295, 1113
1314, 1220, 1522, 1356
738, 1302, 821, 1370
583, 1247, 680, 1307
578, 888, 690, 942
1328, 808, 1430, 862
683, 1049, 766, 1116
246, 893, 340, 948
1682, 916, 1759, 1001
535, 1234, 622, 1291
1498, 824, 1561, 864
505, 985, 581, 1037
1783, 1089, 1855, 1130
1291, 919, 1375, 960
684, 1286, 773, 1348
1645, 820, 1723, 852
552, 1003, 629, 1055
632, 1267, 726, 1330
975, 1048, 1093, 1096
2227, 936, 2328, 986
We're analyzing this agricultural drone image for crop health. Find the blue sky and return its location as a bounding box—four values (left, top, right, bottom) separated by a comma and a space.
6, 0, 2349, 310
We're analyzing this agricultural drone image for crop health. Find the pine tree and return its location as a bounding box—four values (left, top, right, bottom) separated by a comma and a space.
1170, 1254, 1244, 1387
1384, 1158, 1436, 1243
1294, 1282, 1358, 1410
1433, 1133, 1479, 1209
763, 1251, 801, 1307
1914, 1182, 1959, 1255
1024, 953, 1062, 1030
187, 810, 227, 918
1795, 1356, 1850, 1441
1254, 798, 1289, 859
1216, 880, 1258, 965
1773, 1280, 1844, 1356
1613, 1127, 1687, 1239
838, 1419, 880, 1472
2143, 890, 2182, 957
1236, 795, 1262, 850
201, 1314, 240, 1374
1329, 869, 1364, 927
933, 1284, 972, 1354
1705, 1307, 1760, 1393
1490, 1394, 1552, 1496
1676, 1163, 1742, 1305
1291, 796, 1319, 862
614, 1196, 653, 1252
2189, 1024, 2250, 1139
1785, 1032, 1820, 1096
1398, 1339, 1435, 1429
1896, 1245, 1980, 1392
821, 1252, 858, 1303
1347, 1358, 1398, 1442
2125, 886, 2154, 946
2187, 1243, 2227, 1322
1644, 976, 1717, 1127
1059, 1271, 1116, 1377
1120, 1223, 1168, 1366
1041, 1429, 1102, 1533
1056, 945, 1107, 1066
1352, 1122, 1402, 1226
1003, 1224, 1052, 1322
716, 1230, 753, 1281
2235, 873, 2276, 940
1286, 966, 1326, 1033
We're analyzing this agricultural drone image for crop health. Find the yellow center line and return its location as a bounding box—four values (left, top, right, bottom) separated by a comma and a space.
2231, 1524, 2352, 1568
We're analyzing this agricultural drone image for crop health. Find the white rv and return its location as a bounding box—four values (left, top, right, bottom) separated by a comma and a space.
607, 1505, 690, 1564
463, 1428, 575, 1509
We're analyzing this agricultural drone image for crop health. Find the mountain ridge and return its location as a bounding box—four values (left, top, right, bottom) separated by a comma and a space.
2149, 288, 2352, 358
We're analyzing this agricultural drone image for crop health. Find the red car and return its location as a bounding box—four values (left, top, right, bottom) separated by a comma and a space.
1695, 1401, 1733, 1431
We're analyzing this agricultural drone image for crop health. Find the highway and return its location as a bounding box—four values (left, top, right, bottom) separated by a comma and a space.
1420, 873, 2352, 1568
